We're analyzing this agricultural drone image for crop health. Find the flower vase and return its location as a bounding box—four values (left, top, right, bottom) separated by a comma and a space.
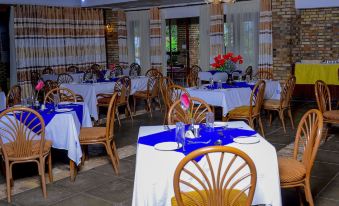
226, 73, 233, 85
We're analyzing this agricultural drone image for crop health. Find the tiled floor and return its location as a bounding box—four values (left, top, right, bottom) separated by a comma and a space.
0, 101, 338, 206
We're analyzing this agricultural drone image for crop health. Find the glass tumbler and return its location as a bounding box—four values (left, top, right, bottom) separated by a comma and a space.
206, 112, 215, 132
175, 122, 186, 151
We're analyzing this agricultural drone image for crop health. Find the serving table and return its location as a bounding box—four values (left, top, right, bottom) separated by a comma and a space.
61, 76, 148, 120
132, 121, 282, 206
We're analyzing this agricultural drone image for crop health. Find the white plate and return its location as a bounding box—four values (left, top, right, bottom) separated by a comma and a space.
214, 122, 227, 127
233, 137, 260, 144
55, 108, 72, 113
154, 142, 182, 151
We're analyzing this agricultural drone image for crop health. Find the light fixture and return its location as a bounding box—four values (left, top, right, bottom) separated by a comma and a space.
105, 24, 113, 33
204, 0, 236, 4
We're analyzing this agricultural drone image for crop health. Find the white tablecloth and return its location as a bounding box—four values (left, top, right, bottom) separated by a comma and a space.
132, 121, 282, 206
42, 73, 84, 83
61, 76, 148, 120
198, 72, 229, 81
187, 80, 281, 116
0, 92, 6, 110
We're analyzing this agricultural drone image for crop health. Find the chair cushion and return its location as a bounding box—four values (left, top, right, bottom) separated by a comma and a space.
278, 157, 306, 183
228, 106, 251, 117
79, 127, 106, 141
3, 140, 52, 158
263, 99, 280, 109
323, 110, 339, 121
171, 189, 247, 206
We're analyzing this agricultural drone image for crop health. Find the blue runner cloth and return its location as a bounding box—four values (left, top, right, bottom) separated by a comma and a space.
85, 77, 119, 83
138, 125, 256, 160
207, 70, 224, 75
206, 82, 254, 90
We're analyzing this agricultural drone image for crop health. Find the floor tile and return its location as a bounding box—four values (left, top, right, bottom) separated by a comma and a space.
51, 193, 112, 206
318, 181, 339, 200
315, 197, 339, 206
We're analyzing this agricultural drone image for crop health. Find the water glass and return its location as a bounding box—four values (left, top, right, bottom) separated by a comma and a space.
175, 122, 186, 151
21, 98, 28, 106
217, 80, 222, 89
206, 112, 215, 131
53, 94, 60, 109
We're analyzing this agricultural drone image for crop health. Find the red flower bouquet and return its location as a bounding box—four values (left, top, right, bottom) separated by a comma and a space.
211, 52, 243, 74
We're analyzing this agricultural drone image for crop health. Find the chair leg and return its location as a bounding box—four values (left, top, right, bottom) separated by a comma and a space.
133, 96, 137, 115
5, 161, 11, 203
147, 98, 153, 117
48, 153, 53, 183
157, 96, 162, 111
279, 110, 286, 133
258, 116, 265, 137
105, 142, 119, 175
288, 107, 295, 129
39, 159, 47, 198
111, 141, 120, 167
304, 180, 314, 206
295, 187, 305, 206
116, 108, 121, 127
126, 103, 134, 121
269, 111, 273, 126
249, 119, 255, 129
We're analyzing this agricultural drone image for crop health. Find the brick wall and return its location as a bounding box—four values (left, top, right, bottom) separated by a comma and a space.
104, 9, 119, 66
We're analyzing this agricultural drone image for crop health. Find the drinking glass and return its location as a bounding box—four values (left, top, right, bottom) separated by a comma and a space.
217, 80, 222, 89
21, 98, 27, 106
206, 112, 215, 132
175, 122, 185, 151
93, 74, 97, 83
53, 94, 60, 109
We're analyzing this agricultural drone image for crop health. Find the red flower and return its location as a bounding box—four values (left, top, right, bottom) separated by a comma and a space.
35, 80, 44, 91
239, 59, 243, 64
180, 93, 190, 110
231, 57, 238, 63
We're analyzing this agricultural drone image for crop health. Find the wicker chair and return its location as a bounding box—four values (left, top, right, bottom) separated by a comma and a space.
263, 75, 296, 133
146, 68, 163, 78
172, 146, 257, 206
0, 107, 53, 202
114, 65, 124, 77
90, 64, 101, 71
66, 66, 80, 73
79, 93, 119, 174
6, 85, 21, 107
97, 76, 133, 126
44, 80, 58, 95
254, 70, 274, 80
57, 73, 73, 85
129, 63, 141, 76
242, 66, 253, 80
30, 70, 41, 88
42, 67, 54, 74
160, 77, 174, 124
133, 75, 161, 117
168, 97, 212, 125
186, 72, 199, 87
225, 80, 266, 137
315, 80, 339, 124
85, 67, 101, 79
44, 87, 77, 104
278, 109, 323, 206
166, 85, 189, 109
190, 65, 202, 74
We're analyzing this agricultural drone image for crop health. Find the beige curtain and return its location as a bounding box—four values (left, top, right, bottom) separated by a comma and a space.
14, 5, 106, 97
209, 2, 224, 63
117, 10, 128, 68
258, 0, 273, 73
149, 7, 163, 72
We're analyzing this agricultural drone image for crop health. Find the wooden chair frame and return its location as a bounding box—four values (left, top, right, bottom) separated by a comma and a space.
173, 146, 257, 206
66, 66, 80, 73
146, 68, 163, 78
6, 85, 21, 107
44, 87, 77, 104
315, 80, 339, 124
160, 77, 174, 124
42, 67, 54, 74
254, 71, 274, 80
114, 65, 124, 77
129, 63, 141, 76
57, 73, 73, 85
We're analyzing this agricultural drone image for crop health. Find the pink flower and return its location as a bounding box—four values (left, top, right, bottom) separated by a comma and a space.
180, 93, 190, 110
35, 80, 44, 91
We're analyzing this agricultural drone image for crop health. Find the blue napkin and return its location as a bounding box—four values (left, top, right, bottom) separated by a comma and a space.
207, 82, 254, 90
207, 70, 224, 75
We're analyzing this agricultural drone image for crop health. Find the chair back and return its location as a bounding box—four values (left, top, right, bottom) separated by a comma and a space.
105, 93, 118, 141
44, 87, 76, 104
146, 76, 160, 98
75, 94, 84, 102
146, 68, 163, 78
315, 80, 332, 113
44, 80, 58, 95
6, 85, 21, 107
187, 72, 199, 87
168, 97, 212, 124
114, 76, 131, 104
66, 66, 79, 73
30, 70, 41, 88
191, 65, 202, 74
160, 77, 174, 109
91, 64, 101, 71
57, 73, 73, 85
249, 80, 266, 117
293, 109, 323, 178
114, 65, 124, 77
42, 67, 54, 74
130, 63, 141, 76
167, 85, 189, 109
243, 66, 253, 79
254, 71, 273, 80
0, 107, 46, 159
173, 146, 257, 206
280, 75, 296, 108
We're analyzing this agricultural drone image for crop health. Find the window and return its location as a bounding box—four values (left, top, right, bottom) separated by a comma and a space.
133, 22, 141, 64
166, 24, 178, 52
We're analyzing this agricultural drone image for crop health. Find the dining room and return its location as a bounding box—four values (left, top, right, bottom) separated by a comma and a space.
0, 0, 338, 206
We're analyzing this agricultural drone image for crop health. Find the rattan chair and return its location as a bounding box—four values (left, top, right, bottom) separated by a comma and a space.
0, 107, 53, 202
186, 72, 199, 87
168, 97, 212, 125
242, 66, 253, 80
191, 65, 202, 74
79, 93, 119, 174
97, 76, 133, 126
225, 80, 266, 137
44, 87, 77, 104
129, 63, 141, 76
44, 80, 58, 95
166, 85, 190, 109
160, 77, 174, 124
90, 64, 101, 71
6, 85, 21, 107
30, 70, 41, 88
133, 75, 161, 117
114, 65, 124, 77
264, 75, 296, 133
57, 73, 73, 85
85, 66, 101, 79
42, 67, 54, 74
146, 68, 163, 78
278, 109, 323, 206
315, 80, 339, 124
254, 70, 274, 80
172, 146, 257, 206
66, 66, 80, 73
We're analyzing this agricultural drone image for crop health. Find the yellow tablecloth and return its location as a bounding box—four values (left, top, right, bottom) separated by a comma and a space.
295, 64, 339, 85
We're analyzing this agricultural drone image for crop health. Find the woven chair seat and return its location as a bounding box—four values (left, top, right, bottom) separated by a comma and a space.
79, 127, 106, 141
134, 90, 149, 98
278, 157, 306, 183
323, 110, 339, 120
228, 106, 251, 117
171, 189, 247, 206
3, 140, 52, 158
263, 99, 281, 109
